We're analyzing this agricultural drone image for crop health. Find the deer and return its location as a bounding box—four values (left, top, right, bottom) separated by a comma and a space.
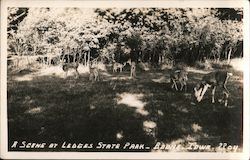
170, 69, 188, 91
62, 62, 80, 79
89, 61, 99, 81
130, 61, 136, 78
194, 70, 233, 107
113, 62, 126, 73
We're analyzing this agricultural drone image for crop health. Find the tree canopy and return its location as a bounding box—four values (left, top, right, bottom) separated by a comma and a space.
7, 7, 243, 65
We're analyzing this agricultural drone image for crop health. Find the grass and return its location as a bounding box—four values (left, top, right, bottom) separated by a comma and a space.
7, 62, 243, 152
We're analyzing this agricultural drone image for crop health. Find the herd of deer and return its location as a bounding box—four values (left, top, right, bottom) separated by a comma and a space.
61, 60, 232, 107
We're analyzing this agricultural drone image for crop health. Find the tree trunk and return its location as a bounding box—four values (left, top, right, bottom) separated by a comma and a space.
227, 47, 232, 65
216, 53, 220, 63
62, 52, 66, 64
73, 52, 76, 63
84, 52, 87, 66
87, 50, 90, 66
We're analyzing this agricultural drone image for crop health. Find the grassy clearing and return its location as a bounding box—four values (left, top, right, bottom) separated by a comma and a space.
7, 62, 243, 152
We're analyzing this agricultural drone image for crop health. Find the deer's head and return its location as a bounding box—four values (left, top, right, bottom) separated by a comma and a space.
194, 82, 211, 102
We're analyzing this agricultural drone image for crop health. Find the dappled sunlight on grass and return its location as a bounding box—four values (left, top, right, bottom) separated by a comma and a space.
157, 110, 164, 116
187, 67, 210, 74
191, 123, 202, 133
143, 121, 157, 137
24, 106, 43, 114
38, 66, 66, 78
116, 93, 145, 109
230, 58, 244, 71
7, 62, 243, 152
13, 74, 34, 81
12, 65, 91, 81
151, 76, 167, 83
136, 109, 149, 116
116, 131, 124, 140
143, 121, 157, 129
111, 76, 132, 80
116, 92, 149, 116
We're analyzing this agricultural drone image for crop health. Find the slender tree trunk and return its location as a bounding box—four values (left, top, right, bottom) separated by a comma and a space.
73, 52, 76, 63
87, 50, 90, 66
216, 51, 220, 62
227, 47, 232, 65
62, 52, 66, 64
15, 44, 20, 68
84, 52, 87, 66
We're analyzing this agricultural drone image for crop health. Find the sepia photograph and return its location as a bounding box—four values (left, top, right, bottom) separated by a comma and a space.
1, 0, 249, 159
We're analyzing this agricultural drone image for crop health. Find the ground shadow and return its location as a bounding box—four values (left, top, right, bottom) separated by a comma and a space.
7, 67, 243, 152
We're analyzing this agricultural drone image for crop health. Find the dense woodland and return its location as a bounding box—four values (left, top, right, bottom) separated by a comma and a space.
7, 8, 243, 68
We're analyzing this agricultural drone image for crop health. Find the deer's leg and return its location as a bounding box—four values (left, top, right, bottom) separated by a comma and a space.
75, 69, 80, 79
171, 79, 178, 91
197, 84, 210, 102
180, 79, 186, 91
224, 91, 229, 107
184, 82, 187, 92
97, 73, 100, 81
180, 81, 184, 91
170, 78, 174, 89
95, 71, 99, 81
211, 86, 216, 104
181, 82, 187, 92
194, 87, 202, 99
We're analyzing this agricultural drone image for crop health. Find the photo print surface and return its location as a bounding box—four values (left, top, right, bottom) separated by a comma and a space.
1, 0, 249, 159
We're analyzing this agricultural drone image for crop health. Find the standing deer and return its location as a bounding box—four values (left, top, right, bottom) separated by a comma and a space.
130, 62, 136, 78
113, 59, 132, 73
170, 69, 188, 91
89, 61, 99, 81
62, 62, 80, 79
113, 62, 126, 73
194, 70, 233, 106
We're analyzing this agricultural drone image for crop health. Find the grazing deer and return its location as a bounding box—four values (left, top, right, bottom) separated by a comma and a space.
113, 62, 126, 73
130, 62, 136, 78
89, 63, 99, 81
170, 69, 188, 91
62, 62, 80, 79
194, 70, 233, 106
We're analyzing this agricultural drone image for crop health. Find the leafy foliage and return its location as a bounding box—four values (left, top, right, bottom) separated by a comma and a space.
7, 8, 243, 67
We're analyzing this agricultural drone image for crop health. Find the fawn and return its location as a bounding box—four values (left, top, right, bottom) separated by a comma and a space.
194, 70, 233, 107
62, 62, 80, 78
113, 62, 126, 73
130, 62, 136, 78
170, 69, 188, 91
89, 63, 99, 81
